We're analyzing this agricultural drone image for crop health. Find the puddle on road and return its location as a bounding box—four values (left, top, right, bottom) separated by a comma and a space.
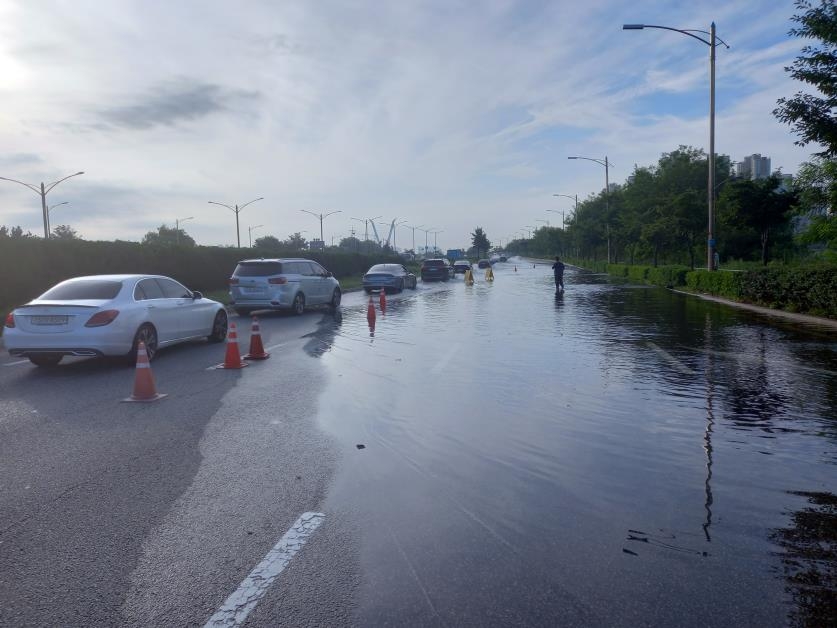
309, 260, 837, 625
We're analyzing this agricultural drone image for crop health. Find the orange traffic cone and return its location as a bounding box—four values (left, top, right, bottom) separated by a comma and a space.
367, 295, 376, 325
379, 288, 387, 314
244, 315, 270, 360
215, 321, 249, 369
122, 341, 167, 402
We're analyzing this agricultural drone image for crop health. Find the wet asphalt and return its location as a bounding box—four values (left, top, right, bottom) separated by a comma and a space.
0, 259, 835, 626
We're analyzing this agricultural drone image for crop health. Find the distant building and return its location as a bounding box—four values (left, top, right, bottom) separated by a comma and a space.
736, 154, 771, 180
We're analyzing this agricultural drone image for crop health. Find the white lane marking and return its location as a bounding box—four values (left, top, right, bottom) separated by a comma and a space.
646, 341, 696, 375
4, 360, 29, 367
264, 342, 286, 352
689, 346, 836, 378
432, 343, 460, 373
204, 512, 324, 628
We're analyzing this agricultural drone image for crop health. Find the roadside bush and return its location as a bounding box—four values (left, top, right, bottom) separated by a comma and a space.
739, 265, 837, 317
626, 265, 652, 282
606, 263, 629, 277
685, 270, 744, 299
646, 265, 690, 288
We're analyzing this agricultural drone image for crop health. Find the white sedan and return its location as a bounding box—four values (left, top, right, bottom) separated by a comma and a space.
3, 274, 228, 366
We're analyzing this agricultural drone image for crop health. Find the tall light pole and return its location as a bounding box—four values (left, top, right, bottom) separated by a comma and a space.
418, 227, 434, 255
553, 193, 578, 225
47, 201, 69, 236
623, 22, 728, 271
392, 220, 408, 252
248, 224, 264, 248
568, 156, 611, 262
0, 171, 84, 239
406, 224, 424, 252
537, 218, 550, 228
300, 209, 342, 243
175, 216, 194, 245
431, 230, 443, 253
524, 225, 536, 239
208, 197, 263, 248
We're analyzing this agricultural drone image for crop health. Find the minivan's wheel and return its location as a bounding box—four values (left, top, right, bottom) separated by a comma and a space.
208, 310, 228, 343
29, 353, 62, 367
129, 324, 158, 362
331, 288, 342, 309
293, 293, 305, 315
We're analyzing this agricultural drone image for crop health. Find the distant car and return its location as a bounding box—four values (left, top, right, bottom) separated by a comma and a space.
228, 258, 341, 316
477, 259, 491, 269
453, 260, 472, 274
3, 274, 228, 366
362, 264, 417, 294
420, 258, 454, 281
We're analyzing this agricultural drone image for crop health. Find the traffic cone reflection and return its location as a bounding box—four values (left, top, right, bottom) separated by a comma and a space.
367, 295, 376, 325
216, 321, 249, 369
122, 341, 167, 402
244, 315, 269, 360
379, 288, 387, 314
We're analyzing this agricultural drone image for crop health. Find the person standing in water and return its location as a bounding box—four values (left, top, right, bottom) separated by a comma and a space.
552, 256, 565, 292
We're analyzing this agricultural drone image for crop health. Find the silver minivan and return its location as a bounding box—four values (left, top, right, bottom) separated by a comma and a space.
228, 258, 341, 316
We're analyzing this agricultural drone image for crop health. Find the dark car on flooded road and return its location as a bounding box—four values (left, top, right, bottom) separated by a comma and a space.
362, 263, 418, 294
420, 258, 454, 282
453, 260, 472, 274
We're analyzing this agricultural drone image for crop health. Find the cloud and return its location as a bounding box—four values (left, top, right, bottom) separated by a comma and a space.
0, 153, 42, 167
95, 80, 261, 131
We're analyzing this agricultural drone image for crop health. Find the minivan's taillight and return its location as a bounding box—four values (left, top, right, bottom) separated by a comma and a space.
229, 277, 239, 285
268, 277, 287, 284
4, 313, 14, 328
85, 309, 120, 327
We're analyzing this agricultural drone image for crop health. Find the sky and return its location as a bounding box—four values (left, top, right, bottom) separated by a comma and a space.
0, 0, 821, 251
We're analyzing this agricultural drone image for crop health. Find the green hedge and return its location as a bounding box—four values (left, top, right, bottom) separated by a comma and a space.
685, 270, 744, 299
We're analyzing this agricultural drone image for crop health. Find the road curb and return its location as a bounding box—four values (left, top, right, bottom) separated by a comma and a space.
670, 288, 837, 331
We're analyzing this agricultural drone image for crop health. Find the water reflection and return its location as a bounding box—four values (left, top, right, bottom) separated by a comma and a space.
770, 491, 837, 627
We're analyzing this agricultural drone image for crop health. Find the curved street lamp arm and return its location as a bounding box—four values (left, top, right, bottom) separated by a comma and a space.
323, 210, 342, 219
209, 201, 236, 212
623, 24, 729, 49
0, 176, 42, 195
238, 197, 264, 211
43, 171, 85, 195
568, 156, 612, 169
300, 209, 320, 219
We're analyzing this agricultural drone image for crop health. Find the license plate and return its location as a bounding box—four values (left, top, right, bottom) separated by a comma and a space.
242, 287, 264, 294
31, 315, 69, 325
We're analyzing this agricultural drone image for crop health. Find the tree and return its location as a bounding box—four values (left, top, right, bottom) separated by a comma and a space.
774, 0, 837, 156
471, 227, 490, 259
141, 224, 196, 247
339, 236, 362, 252
51, 224, 81, 240
284, 232, 307, 249
254, 235, 281, 250
717, 176, 797, 265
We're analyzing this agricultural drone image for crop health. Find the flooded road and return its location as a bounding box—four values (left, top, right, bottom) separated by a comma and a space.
312, 259, 837, 626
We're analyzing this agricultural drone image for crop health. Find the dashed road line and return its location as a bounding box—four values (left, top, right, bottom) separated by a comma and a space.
204, 512, 325, 628
3, 360, 29, 367
646, 341, 696, 375
432, 343, 460, 373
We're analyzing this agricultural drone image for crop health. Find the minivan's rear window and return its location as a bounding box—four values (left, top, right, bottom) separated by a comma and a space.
234, 262, 283, 276
423, 260, 445, 267
40, 280, 123, 301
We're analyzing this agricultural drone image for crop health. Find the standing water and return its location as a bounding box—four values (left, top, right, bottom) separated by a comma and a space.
309, 260, 836, 626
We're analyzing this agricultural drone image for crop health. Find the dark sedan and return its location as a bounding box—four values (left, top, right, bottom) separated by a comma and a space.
420, 258, 454, 282
362, 264, 418, 294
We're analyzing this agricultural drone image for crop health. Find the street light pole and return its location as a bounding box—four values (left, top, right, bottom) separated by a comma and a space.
208, 197, 264, 248
47, 201, 69, 236
431, 230, 443, 253
406, 224, 424, 253
300, 209, 342, 243
0, 171, 84, 239
568, 156, 611, 262
553, 193, 578, 226
248, 224, 264, 248
623, 22, 728, 270
175, 216, 194, 245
